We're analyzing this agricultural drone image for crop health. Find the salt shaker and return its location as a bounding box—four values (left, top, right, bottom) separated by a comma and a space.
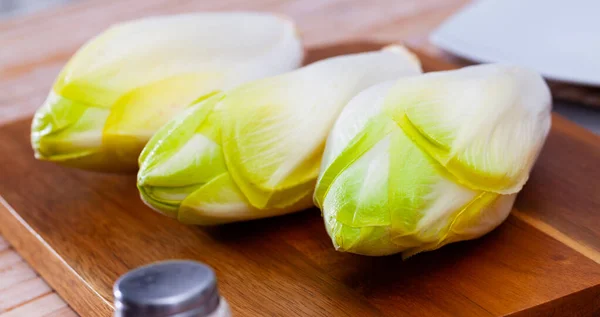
114, 260, 231, 317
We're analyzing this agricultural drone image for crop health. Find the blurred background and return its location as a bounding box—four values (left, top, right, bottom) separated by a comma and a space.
0, 0, 74, 18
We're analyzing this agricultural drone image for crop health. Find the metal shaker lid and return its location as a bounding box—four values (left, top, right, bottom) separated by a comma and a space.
114, 260, 220, 317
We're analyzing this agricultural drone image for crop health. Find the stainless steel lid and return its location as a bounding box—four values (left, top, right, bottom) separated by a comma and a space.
114, 260, 220, 317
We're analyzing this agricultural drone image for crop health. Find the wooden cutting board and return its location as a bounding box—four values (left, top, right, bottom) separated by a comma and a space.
0, 42, 599, 317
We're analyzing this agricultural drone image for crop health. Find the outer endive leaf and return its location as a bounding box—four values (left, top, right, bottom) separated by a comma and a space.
324, 135, 393, 228
56, 13, 303, 107
317, 83, 479, 255
138, 94, 226, 214
402, 192, 515, 257
385, 64, 552, 193
30, 92, 128, 171
221, 46, 423, 209
179, 173, 313, 225
103, 74, 220, 156
387, 126, 479, 247
321, 123, 482, 256
179, 173, 255, 225
32, 12, 304, 172
315, 81, 396, 206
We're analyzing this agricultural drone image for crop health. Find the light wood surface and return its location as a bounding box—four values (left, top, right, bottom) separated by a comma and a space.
0, 236, 70, 316
2, 0, 599, 316
1, 43, 600, 316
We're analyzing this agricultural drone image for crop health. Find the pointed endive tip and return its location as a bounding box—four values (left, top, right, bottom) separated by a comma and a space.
382, 44, 422, 72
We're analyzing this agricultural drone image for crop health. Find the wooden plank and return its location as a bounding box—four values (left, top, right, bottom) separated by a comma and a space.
0, 294, 66, 317
0, 236, 64, 314
0, 262, 37, 290
0, 237, 7, 252
0, 278, 52, 312
0, 250, 22, 271
44, 307, 79, 317
1, 45, 600, 316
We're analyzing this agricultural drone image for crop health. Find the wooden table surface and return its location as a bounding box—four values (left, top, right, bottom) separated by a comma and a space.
0, 0, 495, 315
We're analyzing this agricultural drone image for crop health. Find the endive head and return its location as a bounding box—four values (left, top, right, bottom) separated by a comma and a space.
137, 46, 423, 225
315, 64, 551, 256
31, 12, 303, 172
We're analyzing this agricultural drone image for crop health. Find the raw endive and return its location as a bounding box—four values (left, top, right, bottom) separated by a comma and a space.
31, 12, 303, 172
314, 64, 552, 256
137, 46, 422, 224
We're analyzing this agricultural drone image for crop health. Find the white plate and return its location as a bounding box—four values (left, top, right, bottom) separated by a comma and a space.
431, 0, 600, 87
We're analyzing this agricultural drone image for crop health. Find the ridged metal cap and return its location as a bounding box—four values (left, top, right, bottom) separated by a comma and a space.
114, 260, 220, 317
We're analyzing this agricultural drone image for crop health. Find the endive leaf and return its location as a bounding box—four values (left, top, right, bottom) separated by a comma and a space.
221, 46, 423, 209
324, 135, 393, 228
32, 12, 304, 172
385, 65, 552, 193
138, 94, 226, 214
315, 81, 396, 205
179, 173, 313, 225
179, 173, 256, 225
104, 74, 220, 142
30, 92, 124, 171
387, 126, 479, 247
56, 13, 303, 107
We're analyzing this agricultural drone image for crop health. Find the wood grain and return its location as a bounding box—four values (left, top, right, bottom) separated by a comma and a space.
0, 262, 37, 291
0, 237, 7, 252
1, 44, 600, 316
44, 307, 79, 317
0, 278, 52, 312
0, 251, 22, 271
0, 294, 67, 317
0, 242, 70, 316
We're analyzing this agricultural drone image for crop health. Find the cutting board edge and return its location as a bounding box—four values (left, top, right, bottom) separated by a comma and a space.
0, 196, 113, 317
